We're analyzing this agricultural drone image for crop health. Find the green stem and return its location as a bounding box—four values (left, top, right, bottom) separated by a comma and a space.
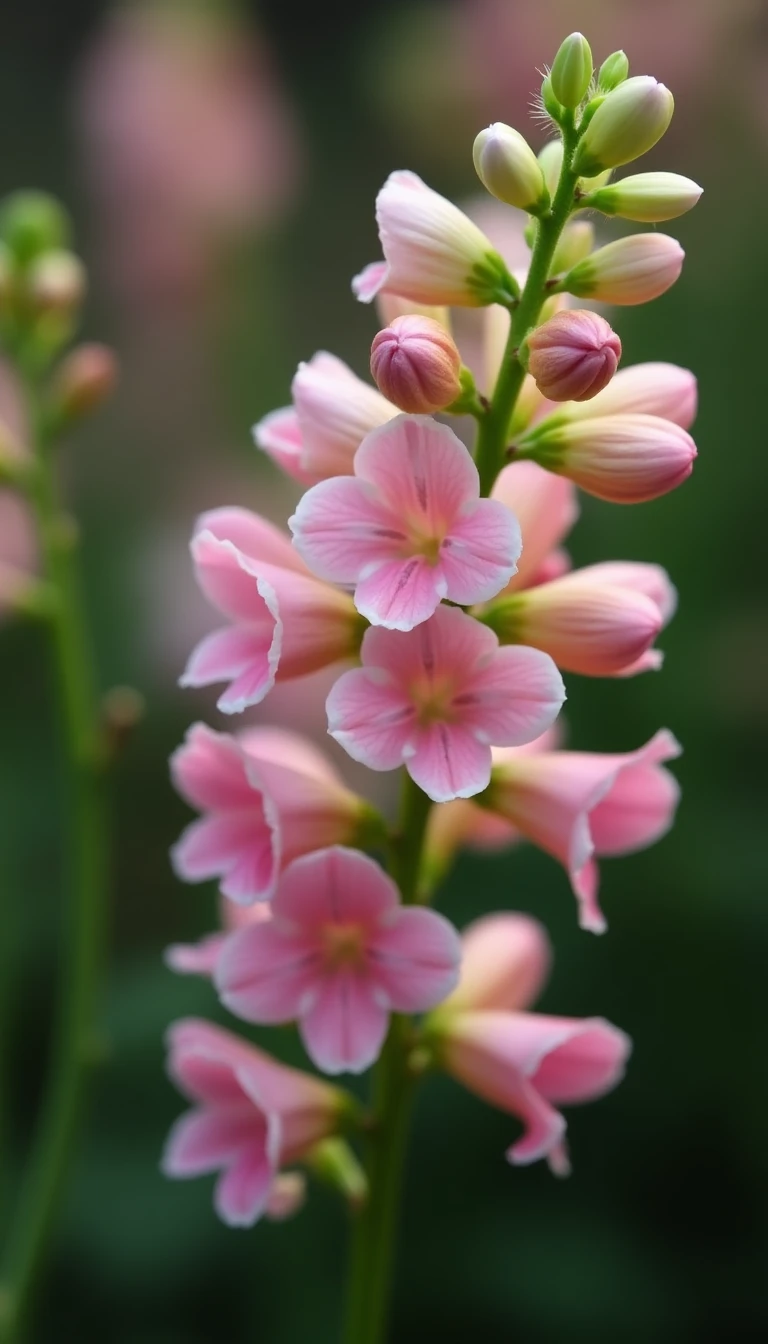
475, 118, 580, 497
342, 775, 432, 1344
0, 383, 109, 1344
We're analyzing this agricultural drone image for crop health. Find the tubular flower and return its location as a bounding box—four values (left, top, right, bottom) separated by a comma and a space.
519, 413, 697, 504
425, 914, 631, 1170
253, 352, 398, 485
327, 604, 565, 803
181, 507, 362, 713
352, 170, 516, 308
162, 1019, 345, 1227
482, 729, 683, 932
290, 415, 522, 631
216, 846, 461, 1074
170, 722, 374, 905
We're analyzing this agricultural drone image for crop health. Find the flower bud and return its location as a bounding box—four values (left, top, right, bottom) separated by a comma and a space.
598, 51, 629, 92
584, 172, 702, 223
473, 124, 550, 214
525, 310, 621, 403
550, 33, 593, 109
0, 191, 71, 265
550, 220, 594, 275
572, 76, 674, 176
519, 413, 696, 504
563, 234, 684, 305
370, 315, 462, 414
50, 343, 119, 422
538, 140, 563, 197
540, 75, 562, 122
27, 250, 87, 313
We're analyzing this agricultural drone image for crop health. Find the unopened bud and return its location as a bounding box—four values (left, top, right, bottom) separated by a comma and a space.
550, 220, 594, 275
598, 51, 629, 92
519, 413, 696, 503
584, 172, 702, 223
538, 140, 563, 197
572, 76, 674, 176
550, 33, 593, 108
27, 250, 87, 313
563, 233, 684, 305
370, 315, 462, 414
541, 75, 563, 123
473, 124, 550, 214
525, 310, 621, 403
51, 344, 118, 422
0, 192, 71, 266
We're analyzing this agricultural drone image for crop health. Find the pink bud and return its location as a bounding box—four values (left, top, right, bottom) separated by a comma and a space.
370, 315, 462, 414
522, 413, 697, 504
526, 310, 621, 403
51, 343, 119, 422
564, 234, 684, 306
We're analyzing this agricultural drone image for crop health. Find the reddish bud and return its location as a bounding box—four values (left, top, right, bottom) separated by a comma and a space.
51, 343, 118, 422
525, 310, 621, 403
370, 315, 462, 414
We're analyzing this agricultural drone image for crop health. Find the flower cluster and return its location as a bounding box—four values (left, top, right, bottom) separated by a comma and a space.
163, 31, 697, 1242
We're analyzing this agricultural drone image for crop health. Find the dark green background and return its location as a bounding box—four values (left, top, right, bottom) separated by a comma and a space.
1, 1, 767, 1340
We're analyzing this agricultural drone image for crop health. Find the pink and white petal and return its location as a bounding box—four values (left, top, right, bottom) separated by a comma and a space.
352, 259, 390, 302
165, 934, 228, 978
353, 415, 479, 526
457, 645, 566, 747
190, 531, 278, 624
589, 759, 681, 857
439, 498, 521, 606
409, 722, 492, 803
327, 667, 415, 771
289, 477, 401, 583
180, 624, 279, 714
221, 842, 280, 905
213, 1137, 277, 1227
195, 507, 305, 573
300, 970, 389, 1074
170, 812, 266, 888
253, 406, 315, 486
238, 727, 343, 790
369, 906, 461, 1011
443, 913, 552, 1014
276, 848, 398, 929
565, 561, 677, 623
355, 556, 445, 631
162, 1105, 261, 1177
530, 1016, 632, 1105
170, 723, 256, 812
215, 922, 321, 1024
571, 859, 607, 934
505, 1079, 568, 1166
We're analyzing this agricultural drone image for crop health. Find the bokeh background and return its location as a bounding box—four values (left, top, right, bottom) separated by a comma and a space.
1, 0, 767, 1340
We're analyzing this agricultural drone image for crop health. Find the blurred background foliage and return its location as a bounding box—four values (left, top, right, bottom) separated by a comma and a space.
1, 0, 767, 1339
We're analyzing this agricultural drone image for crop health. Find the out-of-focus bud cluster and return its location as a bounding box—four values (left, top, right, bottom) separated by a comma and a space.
0, 193, 87, 360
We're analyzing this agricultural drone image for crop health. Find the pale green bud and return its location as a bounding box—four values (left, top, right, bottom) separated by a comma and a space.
550, 33, 593, 108
538, 140, 564, 197
584, 172, 702, 223
573, 76, 674, 176
541, 75, 563, 123
0, 192, 71, 266
598, 51, 629, 92
550, 220, 595, 275
473, 124, 550, 214
27, 250, 87, 313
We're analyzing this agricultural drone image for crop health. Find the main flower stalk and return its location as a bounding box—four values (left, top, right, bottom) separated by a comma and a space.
0, 378, 109, 1344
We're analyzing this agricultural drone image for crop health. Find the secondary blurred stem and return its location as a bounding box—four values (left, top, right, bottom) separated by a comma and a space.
475, 118, 580, 496
342, 774, 432, 1344
0, 376, 108, 1344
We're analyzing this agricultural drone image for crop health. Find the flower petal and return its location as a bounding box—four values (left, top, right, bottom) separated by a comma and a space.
354, 556, 446, 630
214, 1135, 278, 1227
326, 667, 415, 771
457, 644, 566, 746
300, 970, 389, 1074
369, 906, 461, 1011
161, 1105, 261, 1177
170, 723, 256, 812
180, 624, 279, 714
409, 721, 492, 802
439, 498, 521, 605
216, 922, 321, 1023
442, 913, 552, 1014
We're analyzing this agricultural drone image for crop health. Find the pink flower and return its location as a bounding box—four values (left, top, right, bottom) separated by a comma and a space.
170, 721, 373, 904
326, 605, 565, 803
253, 352, 397, 485
162, 1018, 343, 1227
525, 310, 622, 403
370, 316, 462, 414
352, 171, 515, 308
216, 846, 461, 1074
426, 913, 631, 1169
519, 413, 697, 504
289, 415, 521, 631
484, 729, 683, 932
491, 461, 579, 594
180, 507, 362, 713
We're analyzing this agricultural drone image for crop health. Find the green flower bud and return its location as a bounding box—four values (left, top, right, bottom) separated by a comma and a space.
598, 51, 629, 92
584, 171, 702, 223
473, 124, 550, 214
0, 192, 71, 266
572, 76, 674, 176
27, 250, 87, 313
550, 32, 593, 108
541, 75, 563, 123
538, 140, 564, 197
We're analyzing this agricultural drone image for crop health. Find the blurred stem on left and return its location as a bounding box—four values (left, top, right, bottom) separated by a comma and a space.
0, 193, 120, 1344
